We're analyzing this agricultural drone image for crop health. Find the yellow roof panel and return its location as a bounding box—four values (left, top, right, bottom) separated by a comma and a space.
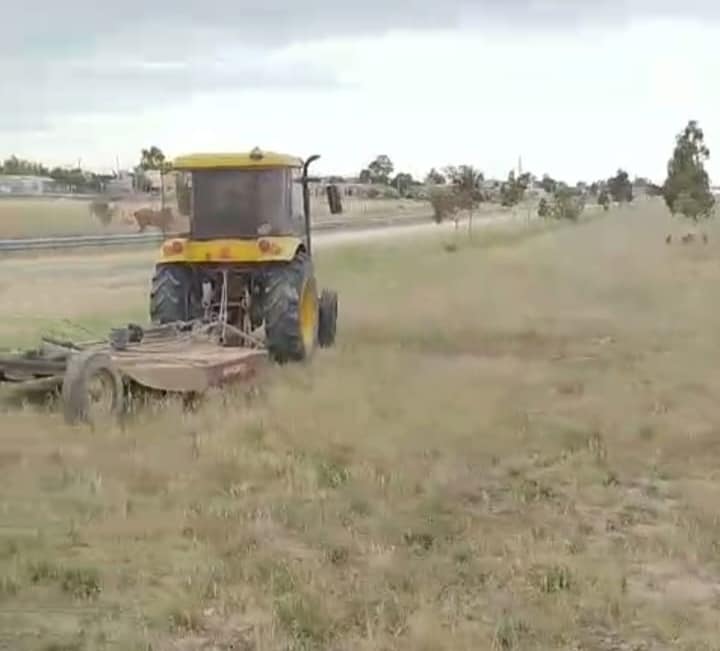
172, 150, 303, 170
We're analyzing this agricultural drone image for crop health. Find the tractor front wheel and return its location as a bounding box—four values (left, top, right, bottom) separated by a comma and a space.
318, 289, 338, 348
264, 252, 319, 363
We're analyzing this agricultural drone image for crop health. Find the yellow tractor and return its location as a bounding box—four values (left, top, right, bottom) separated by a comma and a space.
149, 149, 339, 362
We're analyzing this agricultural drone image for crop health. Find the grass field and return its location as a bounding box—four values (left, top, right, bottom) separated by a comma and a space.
0, 196, 431, 239
2, 201, 720, 650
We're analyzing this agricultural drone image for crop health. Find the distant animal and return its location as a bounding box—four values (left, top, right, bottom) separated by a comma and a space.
133, 207, 174, 234
665, 234, 672, 244
89, 199, 116, 226
703, 233, 709, 244
681, 233, 696, 244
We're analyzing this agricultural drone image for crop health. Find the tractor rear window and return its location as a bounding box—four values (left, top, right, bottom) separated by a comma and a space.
190, 168, 293, 239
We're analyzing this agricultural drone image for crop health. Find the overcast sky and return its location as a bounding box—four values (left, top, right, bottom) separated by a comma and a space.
1, 1, 719, 183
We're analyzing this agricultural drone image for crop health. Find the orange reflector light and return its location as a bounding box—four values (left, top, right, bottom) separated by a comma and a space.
162, 240, 184, 255
219, 246, 232, 259
163, 240, 184, 256
258, 239, 271, 253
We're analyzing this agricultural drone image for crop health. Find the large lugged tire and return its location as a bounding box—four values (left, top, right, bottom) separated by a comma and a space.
62, 351, 125, 426
149, 264, 199, 324
318, 289, 338, 348
264, 252, 319, 363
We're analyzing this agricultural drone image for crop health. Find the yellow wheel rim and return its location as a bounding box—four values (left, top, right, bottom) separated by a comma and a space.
299, 280, 318, 353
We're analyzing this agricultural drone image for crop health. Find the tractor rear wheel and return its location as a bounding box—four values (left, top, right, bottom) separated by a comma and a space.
264, 252, 319, 363
149, 264, 200, 324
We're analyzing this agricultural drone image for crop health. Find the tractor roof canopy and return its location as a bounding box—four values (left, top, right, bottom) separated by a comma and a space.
172, 150, 305, 240
172, 150, 303, 171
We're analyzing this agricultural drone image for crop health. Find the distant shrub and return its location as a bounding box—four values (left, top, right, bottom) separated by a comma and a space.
598, 190, 610, 211
379, 185, 401, 200
551, 189, 585, 221
406, 186, 430, 201
537, 197, 550, 218
430, 187, 459, 224
538, 188, 585, 222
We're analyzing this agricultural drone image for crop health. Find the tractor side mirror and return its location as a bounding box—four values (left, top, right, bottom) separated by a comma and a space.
326, 184, 343, 215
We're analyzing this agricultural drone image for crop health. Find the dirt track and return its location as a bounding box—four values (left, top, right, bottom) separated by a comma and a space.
0, 210, 521, 271
314, 212, 529, 248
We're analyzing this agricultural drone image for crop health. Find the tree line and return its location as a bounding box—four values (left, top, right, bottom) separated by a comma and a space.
0, 156, 103, 193
2, 123, 714, 225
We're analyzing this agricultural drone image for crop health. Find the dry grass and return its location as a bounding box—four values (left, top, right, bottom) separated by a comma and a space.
0, 198, 132, 238
0, 196, 429, 240
2, 200, 720, 649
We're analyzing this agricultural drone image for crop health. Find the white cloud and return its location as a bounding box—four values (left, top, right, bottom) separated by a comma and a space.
1, 16, 719, 183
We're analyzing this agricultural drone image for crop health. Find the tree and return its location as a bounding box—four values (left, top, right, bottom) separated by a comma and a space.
598, 189, 611, 211
358, 169, 372, 184
540, 174, 557, 194
55, 167, 101, 193
367, 155, 394, 184
430, 187, 460, 226
444, 165, 484, 193
646, 182, 664, 197
539, 186, 585, 221
552, 187, 585, 221
634, 176, 651, 193
425, 168, 446, 185
518, 172, 531, 189
537, 197, 550, 218
500, 170, 526, 207
607, 169, 633, 203
434, 165, 485, 239
1, 156, 50, 176
391, 172, 414, 196
139, 146, 167, 171
454, 165, 484, 238
663, 120, 715, 222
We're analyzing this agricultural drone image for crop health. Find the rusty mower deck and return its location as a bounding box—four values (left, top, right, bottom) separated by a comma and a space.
0, 322, 267, 425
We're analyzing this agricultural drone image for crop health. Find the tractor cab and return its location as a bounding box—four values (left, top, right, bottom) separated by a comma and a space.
174, 149, 308, 242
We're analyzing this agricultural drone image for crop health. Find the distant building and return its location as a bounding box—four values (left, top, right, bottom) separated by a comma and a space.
104, 171, 135, 195
136, 169, 177, 196
0, 174, 56, 196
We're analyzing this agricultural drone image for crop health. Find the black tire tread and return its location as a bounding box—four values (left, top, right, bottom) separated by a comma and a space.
264, 252, 317, 362
62, 350, 125, 425
318, 289, 338, 348
150, 264, 198, 324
